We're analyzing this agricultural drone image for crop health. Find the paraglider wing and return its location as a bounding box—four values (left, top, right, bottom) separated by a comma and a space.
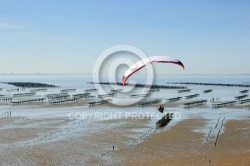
122, 56, 184, 86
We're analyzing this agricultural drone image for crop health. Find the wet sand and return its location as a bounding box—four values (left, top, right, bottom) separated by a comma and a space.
111, 119, 250, 166
0, 111, 249, 166
1, 88, 250, 165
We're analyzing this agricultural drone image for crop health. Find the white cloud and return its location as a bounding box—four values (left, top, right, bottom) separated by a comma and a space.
0, 22, 24, 29
0, 22, 11, 28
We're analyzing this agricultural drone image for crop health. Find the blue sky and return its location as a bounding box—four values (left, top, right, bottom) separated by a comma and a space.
0, 0, 250, 74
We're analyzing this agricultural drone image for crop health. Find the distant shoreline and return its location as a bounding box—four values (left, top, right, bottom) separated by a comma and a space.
0, 74, 250, 76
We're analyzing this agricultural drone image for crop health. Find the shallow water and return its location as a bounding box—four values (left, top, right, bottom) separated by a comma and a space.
0, 74, 249, 149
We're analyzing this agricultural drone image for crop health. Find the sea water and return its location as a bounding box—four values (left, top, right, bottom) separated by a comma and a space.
0, 74, 249, 148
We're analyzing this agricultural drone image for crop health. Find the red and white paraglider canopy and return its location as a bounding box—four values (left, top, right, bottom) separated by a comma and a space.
122, 56, 184, 86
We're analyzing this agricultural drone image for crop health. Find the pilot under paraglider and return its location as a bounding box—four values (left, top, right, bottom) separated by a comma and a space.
158, 105, 164, 113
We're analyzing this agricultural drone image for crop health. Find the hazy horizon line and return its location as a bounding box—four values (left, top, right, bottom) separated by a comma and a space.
0, 73, 250, 76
